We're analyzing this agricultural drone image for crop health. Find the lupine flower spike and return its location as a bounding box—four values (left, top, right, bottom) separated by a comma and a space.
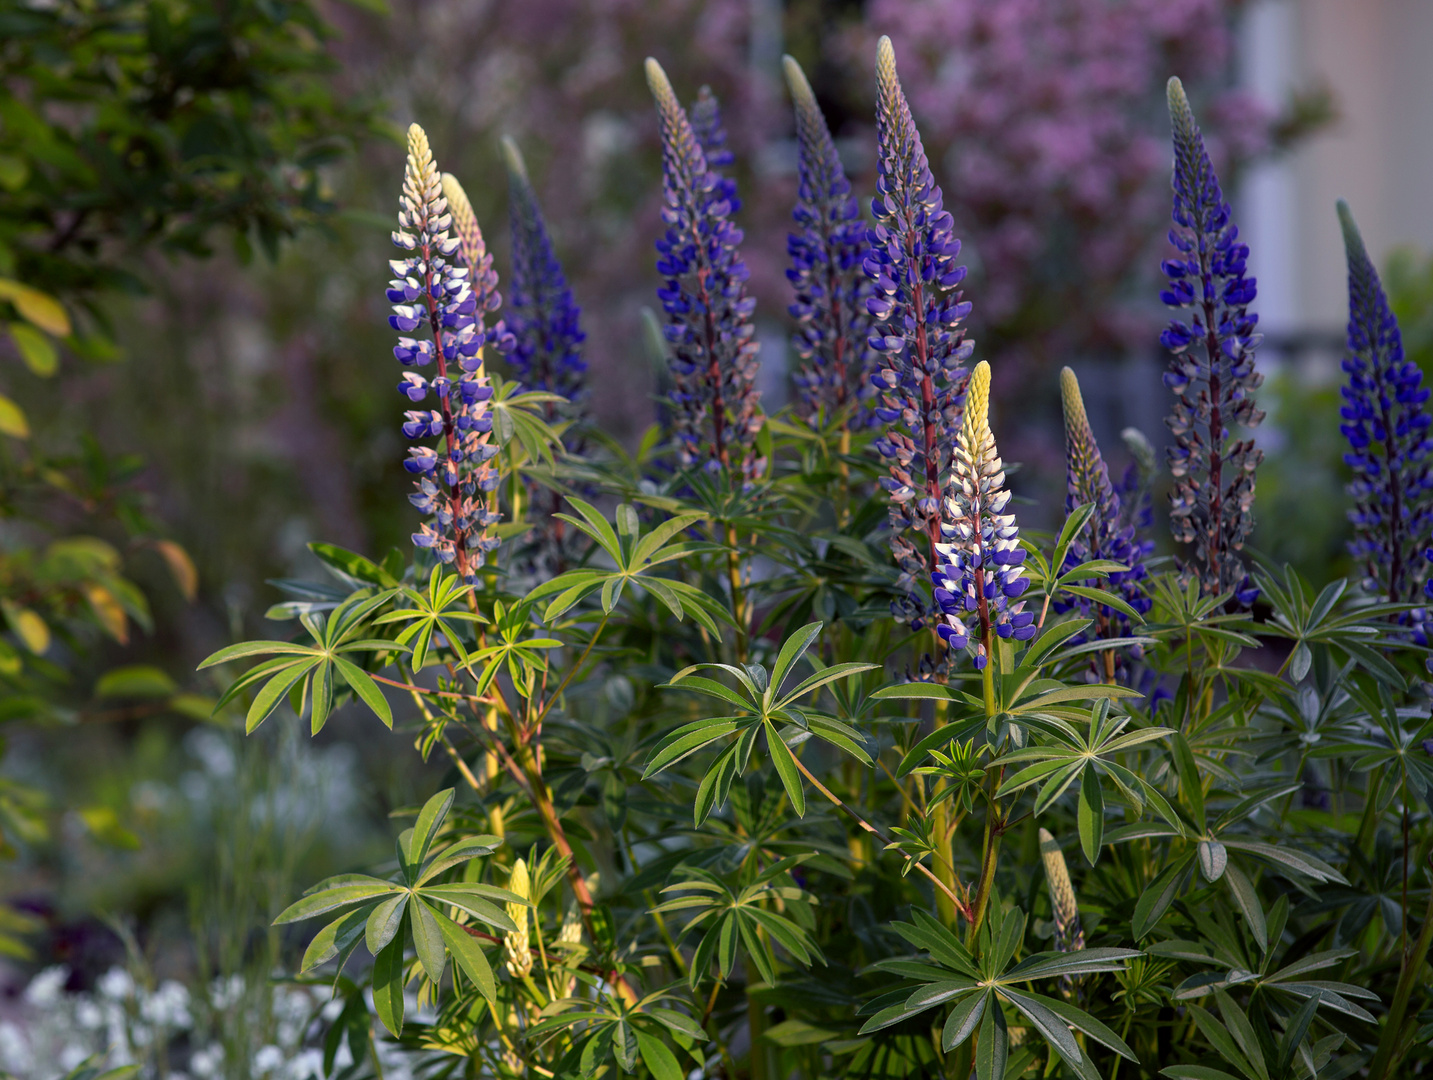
934, 361, 1033, 670
1160, 78, 1264, 606
646, 59, 764, 483
389, 125, 508, 580
503, 137, 588, 422
1039, 828, 1085, 956
1059, 368, 1152, 644
503, 858, 532, 979
689, 86, 739, 214
1337, 199, 1433, 642
502, 137, 589, 569
782, 55, 874, 427
867, 36, 976, 629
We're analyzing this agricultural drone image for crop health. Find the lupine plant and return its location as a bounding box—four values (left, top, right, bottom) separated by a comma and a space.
201, 38, 1433, 1080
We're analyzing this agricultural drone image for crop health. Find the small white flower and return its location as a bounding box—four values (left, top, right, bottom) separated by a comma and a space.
97, 967, 135, 1001
254, 1044, 285, 1074
23, 965, 69, 1007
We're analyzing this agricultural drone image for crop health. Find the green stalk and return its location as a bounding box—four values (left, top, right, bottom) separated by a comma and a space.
724, 522, 749, 662
1368, 865, 1433, 1080
966, 625, 1002, 945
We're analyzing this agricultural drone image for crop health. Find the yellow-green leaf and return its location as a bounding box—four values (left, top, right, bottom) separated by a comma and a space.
0, 393, 28, 438
83, 583, 129, 644
96, 665, 178, 700
0, 280, 70, 336
2, 601, 49, 654
150, 539, 198, 600
8, 322, 57, 377
79, 806, 140, 850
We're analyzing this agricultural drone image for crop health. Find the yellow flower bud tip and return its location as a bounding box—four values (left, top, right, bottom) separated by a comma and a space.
499, 135, 529, 184
644, 57, 675, 107
508, 857, 529, 899
782, 54, 815, 106
1059, 366, 1090, 437
960, 359, 992, 451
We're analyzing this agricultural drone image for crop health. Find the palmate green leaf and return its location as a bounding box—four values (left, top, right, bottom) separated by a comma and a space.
406, 787, 455, 870
1077, 767, 1100, 865
433, 910, 498, 1004
1160, 1066, 1244, 1080
1133, 854, 1195, 939
409, 896, 446, 982
273, 877, 403, 924
372, 930, 407, 1036
643, 717, 746, 777
635, 1028, 684, 1080
939, 990, 987, 1049
976, 998, 1007, 1080
999, 988, 1082, 1065
765, 720, 806, 816
300, 907, 369, 973
365, 893, 408, 954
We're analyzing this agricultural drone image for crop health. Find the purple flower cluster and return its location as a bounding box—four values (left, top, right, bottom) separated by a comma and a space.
1057, 368, 1153, 677
1159, 78, 1263, 606
388, 125, 509, 580
870, 0, 1272, 342
782, 55, 875, 427
933, 361, 1034, 670
1336, 200, 1433, 638
866, 36, 975, 628
503, 137, 588, 423
646, 60, 764, 483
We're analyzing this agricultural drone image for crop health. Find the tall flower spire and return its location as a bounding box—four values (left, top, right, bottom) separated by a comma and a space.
866, 36, 975, 628
1058, 368, 1152, 677
646, 59, 764, 483
1336, 199, 1433, 629
1160, 78, 1263, 606
388, 125, 506, 580
933, 361, 1033, 671
502, 137, 587, 424
782, 55, 874, 426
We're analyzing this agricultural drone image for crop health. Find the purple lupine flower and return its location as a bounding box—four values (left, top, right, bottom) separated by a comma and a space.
646, 59, 765, 483
503, 137, 587, 424
1337, 199, 1433, 643
388, 125, 507, 580
1056, 368, 1152, 678
782, 55, 876, 427
502, 136, 589, 571
933, 361, 1034, 671
1160, 77, 1264, 607
690, 86, 740, 215
866, 36, 976, 629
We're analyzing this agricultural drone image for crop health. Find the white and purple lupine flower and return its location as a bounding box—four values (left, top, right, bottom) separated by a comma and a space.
1336, 199, 1433, 643
866, 36, 975, 629
933, 361, 1034, 670
388, 124, 510, 580
1159, 77, 1263, 607
646, 60, 764, 484
782, 55, 875, 427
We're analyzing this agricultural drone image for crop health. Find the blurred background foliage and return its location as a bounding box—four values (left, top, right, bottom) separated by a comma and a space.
0, 0, 1427, 1074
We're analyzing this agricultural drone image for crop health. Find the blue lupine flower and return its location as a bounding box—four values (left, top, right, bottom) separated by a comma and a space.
1160, 78, 1264, 606
1057, 368, 1153, 678
866, 36, 975, 629
1337, 199, 1433, 643
646, 59, 764, 483
690, 85, 739, 214
502, 136, 590, 570
503, 137, 587, 424
934, 361, 1034, 671
388, 125, 509, 579
782, 55, 875, 426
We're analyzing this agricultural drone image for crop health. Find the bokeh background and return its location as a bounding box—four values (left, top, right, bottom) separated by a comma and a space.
0, 0, 1430, 1075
